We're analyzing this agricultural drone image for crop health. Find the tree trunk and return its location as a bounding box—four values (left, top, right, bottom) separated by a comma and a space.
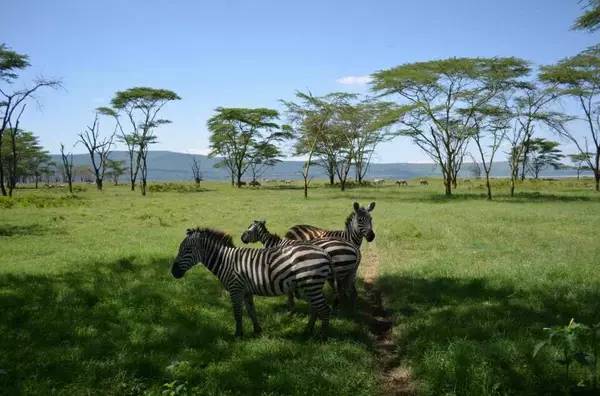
596, 173, 599, 192
485, 173, 492, 201
130, 179, 136, 191
96, 178, 103, 191
329, 173, 335, 185
236, 172, 242, 188
35, 176, 39, 189
68, 179, 73, 194
510, 177, 516, 197
0, 143, 5, 196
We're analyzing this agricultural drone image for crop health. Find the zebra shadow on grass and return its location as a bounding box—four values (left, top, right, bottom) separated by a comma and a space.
0, 255, 375, 395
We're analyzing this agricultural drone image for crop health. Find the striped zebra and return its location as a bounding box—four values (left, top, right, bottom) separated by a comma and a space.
241, 220, 361, 308
171, 228, 333, 337
285, 202, 376, 248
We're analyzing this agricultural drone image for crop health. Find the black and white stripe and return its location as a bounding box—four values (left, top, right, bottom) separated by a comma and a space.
285, 202, 376, 248
171, 228, 333, 337
241, 220, 361, 307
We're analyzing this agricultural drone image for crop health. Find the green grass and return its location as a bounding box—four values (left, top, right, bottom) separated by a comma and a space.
1, 179, 599, 395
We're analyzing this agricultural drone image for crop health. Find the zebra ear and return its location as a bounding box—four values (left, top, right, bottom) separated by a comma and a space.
259, 220, 266, 225
367, 202, 376, 212
186, 228, 193, 235
353, 202, 360, 212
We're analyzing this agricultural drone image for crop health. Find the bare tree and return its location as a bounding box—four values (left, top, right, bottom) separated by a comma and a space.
60, 143, 74, 193
77, 114, 115, 190
191, 156, 203, 185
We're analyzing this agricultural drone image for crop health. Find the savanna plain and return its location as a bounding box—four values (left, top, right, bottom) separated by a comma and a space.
1, 179, 599, 395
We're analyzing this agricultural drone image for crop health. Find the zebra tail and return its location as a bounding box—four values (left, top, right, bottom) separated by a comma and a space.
325, 251, 338, 296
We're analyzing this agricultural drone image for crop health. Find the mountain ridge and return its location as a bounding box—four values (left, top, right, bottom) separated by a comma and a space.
50, 150, 587, 181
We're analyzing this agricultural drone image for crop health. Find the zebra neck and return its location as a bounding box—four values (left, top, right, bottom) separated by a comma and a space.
202, 244, 236, 281
345, 221, 363, 247
261, 231, 282, 248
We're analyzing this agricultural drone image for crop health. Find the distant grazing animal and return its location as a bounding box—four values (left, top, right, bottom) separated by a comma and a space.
396, 180, 408, 186
286, 202, 376, 249
241, 220, 361, 308
171, 228, 334, 337
284, 180, 292, 184
373, 178, 385, 185
237, 181, 247, 187
249, 180, 261, 187
419, 179, 429, 185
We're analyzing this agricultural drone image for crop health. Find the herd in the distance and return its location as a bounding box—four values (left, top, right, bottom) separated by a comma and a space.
170, 201, 376, 338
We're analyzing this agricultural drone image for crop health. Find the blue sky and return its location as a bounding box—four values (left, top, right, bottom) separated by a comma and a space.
2, 0, 597, 162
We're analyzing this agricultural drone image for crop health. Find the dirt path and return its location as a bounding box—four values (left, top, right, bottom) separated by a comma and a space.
360, 243, 415, 396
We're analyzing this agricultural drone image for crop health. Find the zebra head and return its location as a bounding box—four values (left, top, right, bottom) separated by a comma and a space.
171, 229, 202, 278
350, 201, 376, 242
171, 228, 235, 278
241, 220, 266, 244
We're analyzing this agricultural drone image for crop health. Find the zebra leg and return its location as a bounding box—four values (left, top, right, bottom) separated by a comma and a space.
328, 278, 340, 312
304, 286, 331, 338
230, 293, 244, 338
287, 291, 296, 312
305, 308, 317, 335
244, 294, 262, 335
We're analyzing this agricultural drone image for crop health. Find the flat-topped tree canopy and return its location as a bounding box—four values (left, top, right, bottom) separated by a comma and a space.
573, 0, 600, 31
539, 45, 600, 94
370, 57, 530, 196
0, 43, 30, 82
110, 86, 181, 110
370, 57, 531, 96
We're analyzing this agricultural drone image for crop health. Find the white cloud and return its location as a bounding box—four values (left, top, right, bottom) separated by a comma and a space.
336, 75, 372, 85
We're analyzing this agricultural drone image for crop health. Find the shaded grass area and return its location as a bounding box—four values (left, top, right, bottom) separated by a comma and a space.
0, 255, 375, 395
378, 276, 600, 395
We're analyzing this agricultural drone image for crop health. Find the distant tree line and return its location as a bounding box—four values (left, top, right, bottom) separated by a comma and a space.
2, 3, 599, 198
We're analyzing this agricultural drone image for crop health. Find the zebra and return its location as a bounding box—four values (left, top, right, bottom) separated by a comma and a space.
285, 202, 376, 248
240, 220, 361, 308
171, 227, 333, 337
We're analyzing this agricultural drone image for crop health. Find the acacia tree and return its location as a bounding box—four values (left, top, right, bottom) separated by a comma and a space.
105, 159, 126, 185
526, 138, 564, 179
342, 99, 401, 184
569, 152, 593, 179
0, 43, 61, 196
371, 57, 530, 195
282, 91, 341, 198
107, 87, 180, 195
248, 141, 283, 183
208, 107, 287, 187
503, 84, 563, 196
468, 105, 511, 200
574, 0, 600, 31
60, 143, 74, 193
77, 114, 115, 190
540, 46, 600, 191
1, 130, 49, 188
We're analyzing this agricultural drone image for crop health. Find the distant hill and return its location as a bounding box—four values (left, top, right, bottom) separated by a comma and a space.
51, 150, 589, 182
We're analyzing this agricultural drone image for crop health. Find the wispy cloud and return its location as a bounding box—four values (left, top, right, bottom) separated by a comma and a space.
336, 75, 372, 85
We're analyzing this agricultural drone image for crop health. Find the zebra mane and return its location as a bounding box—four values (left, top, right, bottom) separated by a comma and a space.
186, 227, 236, 248
344, 211, 357, 228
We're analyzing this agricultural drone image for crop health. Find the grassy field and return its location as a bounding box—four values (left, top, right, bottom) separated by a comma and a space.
1, 178, 599, 395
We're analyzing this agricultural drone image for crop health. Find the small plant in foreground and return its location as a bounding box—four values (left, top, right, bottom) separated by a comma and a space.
533, 319, 600, 391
